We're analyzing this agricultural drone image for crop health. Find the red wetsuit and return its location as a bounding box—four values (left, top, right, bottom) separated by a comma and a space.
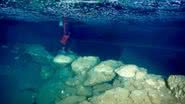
60, 34, 70, 45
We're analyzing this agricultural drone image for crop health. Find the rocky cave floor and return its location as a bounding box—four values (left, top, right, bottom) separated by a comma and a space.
0, 43, 185, 104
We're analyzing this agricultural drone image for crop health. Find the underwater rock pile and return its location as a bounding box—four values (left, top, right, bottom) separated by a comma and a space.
14, 44, 185, 104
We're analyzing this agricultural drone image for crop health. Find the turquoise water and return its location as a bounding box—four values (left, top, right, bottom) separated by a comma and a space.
0, 1, 185, 103
0, 19, 185, 104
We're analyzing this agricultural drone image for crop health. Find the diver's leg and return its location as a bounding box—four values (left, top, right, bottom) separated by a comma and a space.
58, 44, 66, 54
66, 39, 73, 53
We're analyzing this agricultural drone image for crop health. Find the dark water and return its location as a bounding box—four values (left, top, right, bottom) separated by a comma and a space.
0, 18, 185, 104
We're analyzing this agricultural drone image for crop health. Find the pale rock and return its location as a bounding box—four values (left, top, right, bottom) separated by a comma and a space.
135, 68, 147, 80
89, 87, 179, 104
115, 64, 139, 78
146, 79, 156, 86
145, 74, 166, 90
112, 77, 125, 88
100, 60, 123, 69
93, 83, 112, 95
65, 75, 85, 86
146, 88, 178, 104
114, 73, 166, 91
90, 87, 132, 104
71, 56, 100, 75
84, 60, 121, 86
130, 90, 152, 104
168, 75, 185, 103
53, 54, 76, 65
76, 85, 92, 97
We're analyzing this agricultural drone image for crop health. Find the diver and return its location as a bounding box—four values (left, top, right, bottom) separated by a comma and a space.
59, 16, 71, 53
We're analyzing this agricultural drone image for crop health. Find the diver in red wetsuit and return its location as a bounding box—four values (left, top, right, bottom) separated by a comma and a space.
60, 17, 71, 52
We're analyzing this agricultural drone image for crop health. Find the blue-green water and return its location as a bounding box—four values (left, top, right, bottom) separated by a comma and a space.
0, 11, 185, 104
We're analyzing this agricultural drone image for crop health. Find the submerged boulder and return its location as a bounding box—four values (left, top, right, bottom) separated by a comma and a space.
115, 64, 139, 78
71, 56, 100, 75
114, 65, 167, 91
65, 75, 86, 86
92, 83, 113, 95
53, 53, 77, 66
99, 60, 123, 69
130, 88, 178, 104
135, 67, 147, 80
76, 85, 93, 97
57, 86, 78, 100
129, 89, 153, 104
168, 75, 185, 103
88, 87, 179, 104
34, 52, 185, 104
144, 74, 166, 90
84, 60, 122, 86
117, 73, 167, 91
90, 87, 132, 104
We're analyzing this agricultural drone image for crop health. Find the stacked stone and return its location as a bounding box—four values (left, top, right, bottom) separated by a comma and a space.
25, 46, 184, 104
